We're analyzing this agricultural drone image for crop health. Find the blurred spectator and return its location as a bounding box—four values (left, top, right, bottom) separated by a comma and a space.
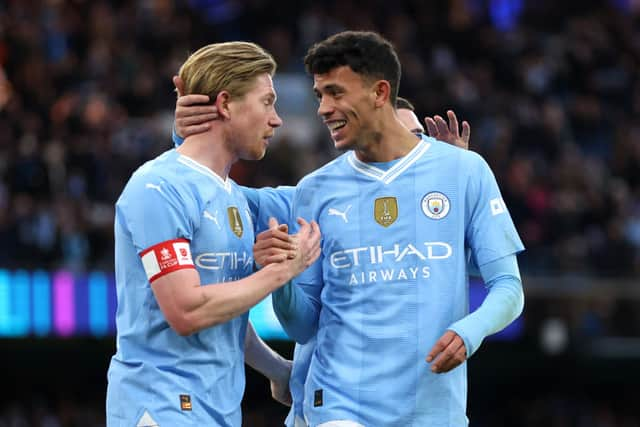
0, 1, 637, 278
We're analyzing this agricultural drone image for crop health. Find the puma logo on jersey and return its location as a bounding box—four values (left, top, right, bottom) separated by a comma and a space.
328, 205, 352, 223
145, 183, 163, 193
203, 210, 221, 229
136, 410, 159, 427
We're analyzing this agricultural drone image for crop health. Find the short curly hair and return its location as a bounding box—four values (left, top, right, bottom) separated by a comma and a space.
304, 31, 401, 105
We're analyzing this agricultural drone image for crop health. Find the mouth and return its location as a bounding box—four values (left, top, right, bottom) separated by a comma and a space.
326, 120, 347, 132
326, 119, 347, 141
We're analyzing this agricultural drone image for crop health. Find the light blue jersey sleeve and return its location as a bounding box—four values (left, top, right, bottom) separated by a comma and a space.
272, 183, 323, 344
119, 173, 195, 251
240, 186, 295, 233
465, 155, 524, 266
449, 154, 525, 356
448, 254, 524, 356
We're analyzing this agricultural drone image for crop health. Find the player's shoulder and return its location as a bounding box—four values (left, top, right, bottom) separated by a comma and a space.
426, 136, 487, 170
126, 151, 184, 189
119, 150, 200, 208
297, 152, 350, 188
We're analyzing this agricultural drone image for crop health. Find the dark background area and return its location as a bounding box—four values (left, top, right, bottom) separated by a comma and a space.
0, 0, 639, 425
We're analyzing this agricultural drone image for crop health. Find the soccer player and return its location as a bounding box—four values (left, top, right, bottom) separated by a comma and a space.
105, 41, 321, 427
173, 93, 472, 427
261, 31, 524, 426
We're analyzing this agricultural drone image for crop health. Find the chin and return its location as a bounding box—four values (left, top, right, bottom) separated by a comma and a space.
250, 149, 267, 161
333, 138, 354, 152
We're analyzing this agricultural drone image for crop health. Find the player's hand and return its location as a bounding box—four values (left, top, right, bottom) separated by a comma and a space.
270, 359, 293, 407
173, 75, 219, 139
253, 217, 296, 267
426, 330, 467, 374
287, 218, 321, 276
424, 110, 470, 150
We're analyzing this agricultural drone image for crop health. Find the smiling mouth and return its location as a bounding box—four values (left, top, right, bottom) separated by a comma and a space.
327, 120, 347, 131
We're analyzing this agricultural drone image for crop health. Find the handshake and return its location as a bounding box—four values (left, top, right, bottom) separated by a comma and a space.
253, 217, 322, 278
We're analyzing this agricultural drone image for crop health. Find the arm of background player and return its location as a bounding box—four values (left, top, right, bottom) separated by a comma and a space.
244, 321, 292, 406
172, 75, 218, 146
150, 219, 320, 336
447, 254, 524, 357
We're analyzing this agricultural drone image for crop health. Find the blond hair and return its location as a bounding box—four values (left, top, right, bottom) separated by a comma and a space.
178, 41, 276, 101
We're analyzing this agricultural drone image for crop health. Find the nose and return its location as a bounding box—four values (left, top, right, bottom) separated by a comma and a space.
270, 110, 283, 128
317, 96, 334, 118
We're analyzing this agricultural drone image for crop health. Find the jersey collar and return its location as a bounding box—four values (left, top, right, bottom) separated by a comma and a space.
177, 154, 232, 193
347, 138, 431, 184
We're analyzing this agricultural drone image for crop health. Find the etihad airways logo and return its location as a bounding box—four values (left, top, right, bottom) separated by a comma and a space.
330, 241, 452, 269
195, 251, 253, 271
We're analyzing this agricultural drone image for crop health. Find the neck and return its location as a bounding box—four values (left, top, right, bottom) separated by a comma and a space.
177, 127, 234, 179
353, 110, 420, 163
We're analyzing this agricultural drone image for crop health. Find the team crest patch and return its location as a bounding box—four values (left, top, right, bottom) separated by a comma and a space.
374, 197, 398, 227
227, 206, 243, 237
421, 192, 450, 219
180, 394, 192, 411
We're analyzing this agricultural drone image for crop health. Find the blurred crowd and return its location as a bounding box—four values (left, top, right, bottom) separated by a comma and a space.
0, 0, 639, 277
2, 2, 640, 425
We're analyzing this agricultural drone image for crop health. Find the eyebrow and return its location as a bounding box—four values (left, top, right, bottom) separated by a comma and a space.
313, 83, 344, 96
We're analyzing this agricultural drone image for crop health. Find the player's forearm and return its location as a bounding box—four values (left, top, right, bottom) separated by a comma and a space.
272, 281, 320, 344
165, 263, 297, 335
448, 255, 524, 357
244, 322, 291, 383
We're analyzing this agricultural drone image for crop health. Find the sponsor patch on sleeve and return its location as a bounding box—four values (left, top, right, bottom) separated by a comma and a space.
140, 238, 194, 282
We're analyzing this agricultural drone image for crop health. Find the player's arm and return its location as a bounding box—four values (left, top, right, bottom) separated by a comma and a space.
172, 75, 219, 146
272, 279, 321, 344
424, 110, 470, 150
241, 185, 296, 234
427, 153, 524, 373
149, 219, 321, 336
255, 218, 322, 344
427, 255, 524, 373
244, 321, 292, 407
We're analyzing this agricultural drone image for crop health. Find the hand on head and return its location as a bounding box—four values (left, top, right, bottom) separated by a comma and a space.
173, 75, 219, 139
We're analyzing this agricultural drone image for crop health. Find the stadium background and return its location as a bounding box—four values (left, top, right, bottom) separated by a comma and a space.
0, 0, 639, 425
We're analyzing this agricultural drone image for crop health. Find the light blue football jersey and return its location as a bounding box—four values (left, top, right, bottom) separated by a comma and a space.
107, 149, 256, 427
282, 136, 524, 426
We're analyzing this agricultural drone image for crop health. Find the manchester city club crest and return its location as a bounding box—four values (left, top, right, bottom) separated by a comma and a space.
421, 192, 450, 220
227, 206, 244, 237
374, 197, 398, 227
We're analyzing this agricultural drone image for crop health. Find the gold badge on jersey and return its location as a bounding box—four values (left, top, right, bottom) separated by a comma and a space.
227, 206, 243, 237
374, 197, 398, 227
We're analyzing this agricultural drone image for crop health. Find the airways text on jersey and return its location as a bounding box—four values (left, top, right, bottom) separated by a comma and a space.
329, 241, 453, 285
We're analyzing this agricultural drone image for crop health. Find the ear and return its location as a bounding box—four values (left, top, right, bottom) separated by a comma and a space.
214, 91, 232, 119
373, 80, 391, 108
173, 75, 185, 97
